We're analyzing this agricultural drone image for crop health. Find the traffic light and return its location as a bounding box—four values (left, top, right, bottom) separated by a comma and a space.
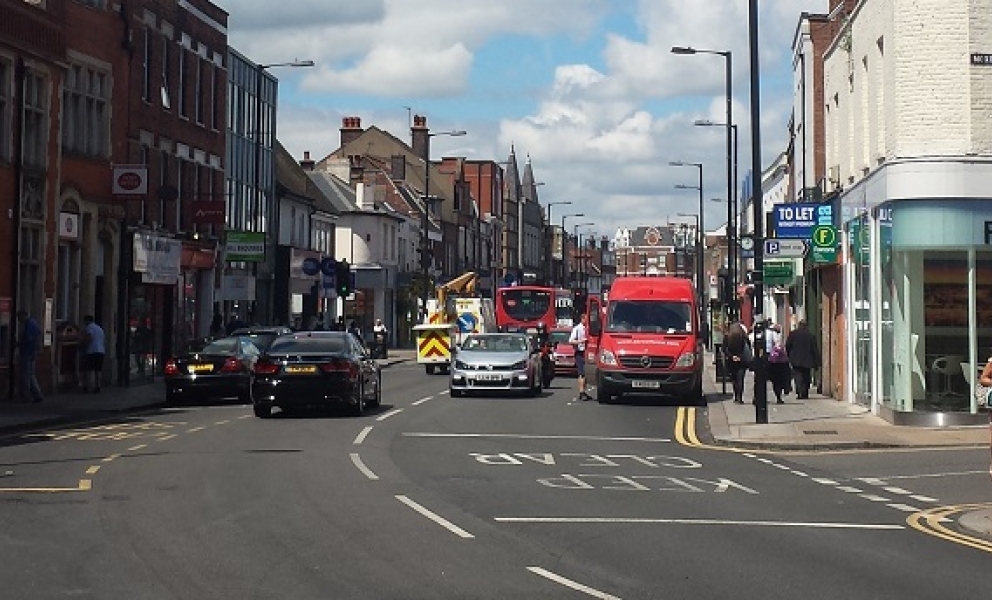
335, 260, 352, 297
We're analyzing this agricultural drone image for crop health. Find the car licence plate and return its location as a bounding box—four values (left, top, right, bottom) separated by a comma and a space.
475, 373, 503, 381
631, 380, 660, 389
189, 364, 214, 373
286, 365, 317, 374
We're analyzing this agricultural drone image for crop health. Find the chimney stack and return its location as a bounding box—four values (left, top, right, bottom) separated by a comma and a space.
340, 116, 363, 148
300, 151, 315, 171
411, 114, 429, 162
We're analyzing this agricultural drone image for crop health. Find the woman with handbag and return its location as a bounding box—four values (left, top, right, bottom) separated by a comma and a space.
765, 321, 790, 404
723, 321, 752, 405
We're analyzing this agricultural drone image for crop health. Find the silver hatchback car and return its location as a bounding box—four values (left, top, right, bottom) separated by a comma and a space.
449, 333, 544, 397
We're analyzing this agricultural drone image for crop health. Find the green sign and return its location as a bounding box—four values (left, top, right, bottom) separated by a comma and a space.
811, 225, 838, 263
226, 231, 266, 262
763, 261, 795, 286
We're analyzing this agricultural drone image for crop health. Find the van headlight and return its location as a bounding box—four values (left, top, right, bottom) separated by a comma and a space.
675, 352, 697, 368
599, 349, 617, 366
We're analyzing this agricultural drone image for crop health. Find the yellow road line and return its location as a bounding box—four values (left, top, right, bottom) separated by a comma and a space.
906, 503, 992, 553
85, 466, 101, 475
0, 479, 91, 493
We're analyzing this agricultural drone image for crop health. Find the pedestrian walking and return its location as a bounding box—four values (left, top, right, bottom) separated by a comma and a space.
765, 321, 791, 404
15, 310, 43, 403
723, 320, 751, 404
80, 315, 106, 393
786, 320, 821, 399
569, 313, 590, 400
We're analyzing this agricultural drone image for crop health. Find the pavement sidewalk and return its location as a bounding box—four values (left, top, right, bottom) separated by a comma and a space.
0, 349, 419, 436
700, 353, 990, 451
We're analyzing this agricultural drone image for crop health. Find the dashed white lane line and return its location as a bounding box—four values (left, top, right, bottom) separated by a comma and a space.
910, 494, 940, 503
349, 453, 379, 480
396, 495, 474, 539
85, 466, 100, 475
128, 444, 147, 451
353, 426, 373, 445
883, 486, 912, 495
527, 566, 621, 600
102, 454, 121, 463
438, 390, 450, 395
859, 494, 891, 503
791, 470, 809, 477
413, 396, 432, 406
888, 503, 924, 513
836, 486, 863, 493
376, 408, 404, 421
813, 478, 839, 485
187, 426, 206, 433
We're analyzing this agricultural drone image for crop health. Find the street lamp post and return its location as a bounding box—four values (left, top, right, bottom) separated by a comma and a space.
672, 161, 704, 306
419, 127, 467, 322
673, 44, 733, 316
546, 201, 572, 286
696, 120, 738, 314
560, 213, 584, 290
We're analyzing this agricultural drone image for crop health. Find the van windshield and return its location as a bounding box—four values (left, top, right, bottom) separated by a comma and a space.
606, 300, 693, 334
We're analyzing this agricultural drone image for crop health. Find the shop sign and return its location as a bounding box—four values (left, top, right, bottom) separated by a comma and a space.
59, 212, 80, 240
226, 231, 266, 262
191, 200, 226, 225
112, 165, 148, 195
811, 225, 838, 264
133, 232, 180, 284
763, 261, 795, 287
773, 202, 822, 239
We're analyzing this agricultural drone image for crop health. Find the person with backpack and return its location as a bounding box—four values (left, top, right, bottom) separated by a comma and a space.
723, 320, 752, 404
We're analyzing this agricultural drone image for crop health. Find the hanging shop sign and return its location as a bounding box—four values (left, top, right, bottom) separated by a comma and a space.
226, 231, 266, 262
133, 232, 181, 284
112, 165, 148, 196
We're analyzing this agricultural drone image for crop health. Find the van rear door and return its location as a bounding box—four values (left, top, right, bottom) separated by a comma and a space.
585, 297, 603, 385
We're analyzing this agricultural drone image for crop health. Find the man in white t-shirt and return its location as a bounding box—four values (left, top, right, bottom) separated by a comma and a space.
569, 313, 590, 400
81, 315, 106, 393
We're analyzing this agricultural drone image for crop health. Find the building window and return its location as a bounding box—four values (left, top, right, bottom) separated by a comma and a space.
22, 69, 48, 169
175, 158, 185, 232
139, 145, 149, 223
178, 49, 187, 118
0, 60, 8, 161
142, 26, 152, 102
161, 34, 171, 110
195, 58, 203, 124
159, 148, 170, 228
210, 64, 218, 129
62, 64, 109, 157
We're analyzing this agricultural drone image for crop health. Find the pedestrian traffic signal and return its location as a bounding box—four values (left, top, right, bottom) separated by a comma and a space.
335, 260, 352, 297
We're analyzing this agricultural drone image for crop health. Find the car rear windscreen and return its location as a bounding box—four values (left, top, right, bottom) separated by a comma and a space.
268, 337, 347, 354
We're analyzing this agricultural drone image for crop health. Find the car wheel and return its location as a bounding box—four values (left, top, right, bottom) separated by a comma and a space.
450, 387, 462, 398
351, 380, 366, 417
371, 374, 382, 408
253, 403, 272, 418
594, 374, 613, 404
165, 387, 179, 405
426, 365, 435, 375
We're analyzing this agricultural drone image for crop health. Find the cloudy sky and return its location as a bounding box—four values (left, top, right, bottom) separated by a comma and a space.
220, 0, 828, 240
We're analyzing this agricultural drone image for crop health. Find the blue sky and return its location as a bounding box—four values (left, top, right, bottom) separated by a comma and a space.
222, 0, 828, 239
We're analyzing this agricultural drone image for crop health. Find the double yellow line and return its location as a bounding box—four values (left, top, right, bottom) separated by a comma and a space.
906, 503, 992, 553
674, 406, 704, 447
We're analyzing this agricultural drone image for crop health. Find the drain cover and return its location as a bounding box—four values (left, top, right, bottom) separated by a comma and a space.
803, 430, 838, 435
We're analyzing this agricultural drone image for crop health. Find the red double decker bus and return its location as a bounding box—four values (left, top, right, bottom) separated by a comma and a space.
495, 286, 573, 332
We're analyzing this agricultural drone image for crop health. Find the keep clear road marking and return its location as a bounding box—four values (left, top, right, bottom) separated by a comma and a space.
527, 566, 622, 600
495, 517, 904, 530
353, 426, 373, 445
350, 453, 379, 480
395, 495, 474, 539
403, 433, 670, 443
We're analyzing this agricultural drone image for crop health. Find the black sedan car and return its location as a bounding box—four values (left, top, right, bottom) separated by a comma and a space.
164, 336, 261, 404
251, 331, 381, 418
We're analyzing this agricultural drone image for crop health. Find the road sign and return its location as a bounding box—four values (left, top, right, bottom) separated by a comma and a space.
763, 261, 795, 287
457, 312, 477, 333
764, 239, 808, 258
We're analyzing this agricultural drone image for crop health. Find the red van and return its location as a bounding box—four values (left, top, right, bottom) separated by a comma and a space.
585, 277, 703, 404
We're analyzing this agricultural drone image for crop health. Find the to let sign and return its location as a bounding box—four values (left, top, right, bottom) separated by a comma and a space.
773, 202, 821, 239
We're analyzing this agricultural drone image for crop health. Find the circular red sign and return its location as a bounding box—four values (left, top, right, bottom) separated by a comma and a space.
117, 172, 142, 190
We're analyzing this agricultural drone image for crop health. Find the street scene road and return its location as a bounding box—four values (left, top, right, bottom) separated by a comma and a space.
2, 357, 990, 599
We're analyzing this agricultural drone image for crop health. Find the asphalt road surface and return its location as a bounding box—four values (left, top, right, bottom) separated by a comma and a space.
2, 362, 990, 599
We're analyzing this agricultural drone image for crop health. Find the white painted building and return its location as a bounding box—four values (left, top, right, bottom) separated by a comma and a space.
823, 0, 992, 424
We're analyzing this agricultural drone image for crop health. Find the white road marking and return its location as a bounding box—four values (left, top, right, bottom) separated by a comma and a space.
101, 454, 120, 463
214, 420, 230, 425
395, 495, 474, 538
187, 426, 206, 433
883, 486, 912, 495
757, 458, 775, 465
128, 444, 147, 451
527, 566, 621, 600
887, 503, 923, 513
791, 470, 809, 477
859, 494, 891, 502
349, 453, 379, 480
158, 434, 177, 441
856, 477, 887, 485
85, 466, 100, 475
376, 409, 404, 421
773, 464, 791, 470
867, 470, 987, 480
413, 396, 432, 406
910, 494, 940, 503
353, 426, 373, 446
496, 517, 903, 530
403, 433, 670, 443
438, 390, 450, 395
812, 478, 838, 485
836, 486, 863, 493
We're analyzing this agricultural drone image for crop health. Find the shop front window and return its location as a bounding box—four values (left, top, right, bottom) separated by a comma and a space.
849, 215, 872, 405
128, 284, 158, 382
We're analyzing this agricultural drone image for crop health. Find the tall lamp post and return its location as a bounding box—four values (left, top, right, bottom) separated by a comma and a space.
672, 161, 704, 306
560, 213, 584, 290
573, 222, 594, 295
254, 60, 313, 324
419, 127, 467, 321
672, 44, 733, 315
696, 119, 738, 313
546, 200, 572, 285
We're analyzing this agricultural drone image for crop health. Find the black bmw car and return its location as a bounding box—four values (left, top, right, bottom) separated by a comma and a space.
251, 331, 381, 418
164, 336, 261, 404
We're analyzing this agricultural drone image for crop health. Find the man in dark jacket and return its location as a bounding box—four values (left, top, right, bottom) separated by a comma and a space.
785, 320, 820, 399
